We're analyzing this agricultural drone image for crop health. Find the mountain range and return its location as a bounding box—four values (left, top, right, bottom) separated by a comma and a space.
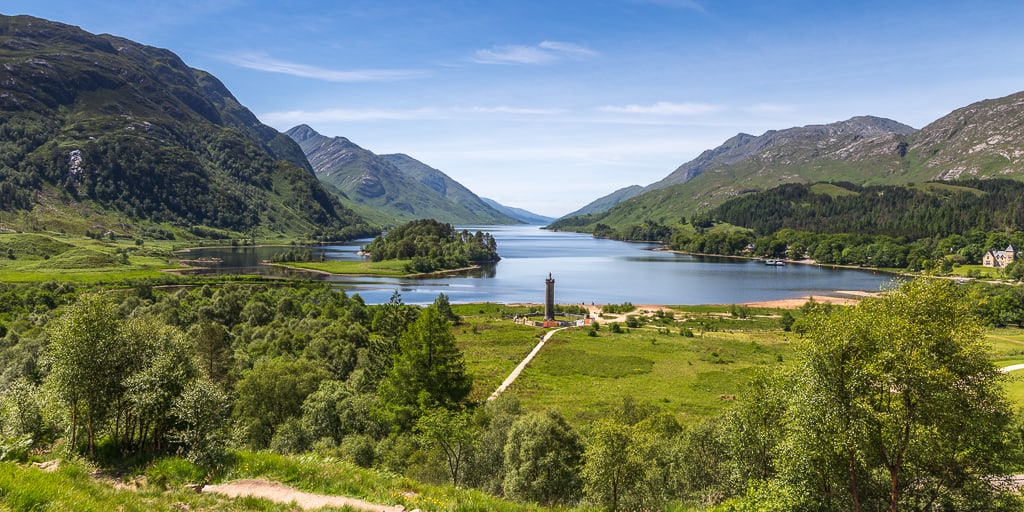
554, 92, 1024, 231
5, 13, 1024, 241
0, 14, 547, 240
286, 125, 519, 225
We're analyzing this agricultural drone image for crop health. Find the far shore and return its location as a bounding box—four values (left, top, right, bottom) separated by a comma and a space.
655, 246, 904, 276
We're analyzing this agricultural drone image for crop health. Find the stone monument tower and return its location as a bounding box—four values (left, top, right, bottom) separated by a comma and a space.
544, 273, 555, 321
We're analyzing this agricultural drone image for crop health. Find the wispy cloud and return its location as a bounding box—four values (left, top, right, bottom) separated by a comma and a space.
471, 41, 597, 65
260, 105, 562, 124
462, 106, 565, 115
222, 53, 425, 82
597, 101, 721, 116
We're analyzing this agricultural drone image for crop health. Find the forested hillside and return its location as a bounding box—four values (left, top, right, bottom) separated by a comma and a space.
712, 179, 1024, 238
0, 15, 371, 239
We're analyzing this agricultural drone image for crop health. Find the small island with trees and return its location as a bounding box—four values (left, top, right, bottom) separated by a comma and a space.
362, 219, 500, 274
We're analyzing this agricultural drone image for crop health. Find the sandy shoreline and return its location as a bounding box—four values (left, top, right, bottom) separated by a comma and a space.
515, 290, 878, 312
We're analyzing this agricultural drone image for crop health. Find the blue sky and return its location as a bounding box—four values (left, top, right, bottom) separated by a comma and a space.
6, 1, 1024, 217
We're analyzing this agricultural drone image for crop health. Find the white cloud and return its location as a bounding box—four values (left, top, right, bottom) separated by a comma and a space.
222, 53, 425, 82
537, 41, 598, 60
461, 106, 565, 115
471, 41, 597, 65
597, 101, 722, 116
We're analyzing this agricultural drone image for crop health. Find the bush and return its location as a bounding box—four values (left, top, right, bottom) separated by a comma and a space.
339, 434, 376, 468
269, 417, 310, 454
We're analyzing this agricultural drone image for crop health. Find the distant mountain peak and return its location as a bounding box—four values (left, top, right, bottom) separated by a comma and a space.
286, 126, 520, 225
285, 124, 320, 143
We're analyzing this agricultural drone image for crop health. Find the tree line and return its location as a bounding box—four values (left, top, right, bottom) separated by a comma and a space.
712, 180, 1024, 239
564, 180, 1024, 273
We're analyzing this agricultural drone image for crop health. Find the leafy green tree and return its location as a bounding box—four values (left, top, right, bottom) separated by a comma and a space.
432, 293, 460, 325
722, 369, 791, 485
233, 357, 329, 448
363, 291, 416, 390
379, 306, 471, 427
187, 321, 233, 385
781, 279, 1020, 511
582, 418, 653, 511
168, 376, 230, 466
415, 407, 478, 486
503, 410, 584, 506
675, 419, 733, 504
779, 310, 795, 331
120, 316, 196, 452
43, 294, 127, 456
300, 379, 351, 445
0, 378, 46, 445
465, 395, 523, 495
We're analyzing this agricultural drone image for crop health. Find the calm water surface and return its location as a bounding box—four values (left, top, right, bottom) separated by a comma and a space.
182, 225, 893, 305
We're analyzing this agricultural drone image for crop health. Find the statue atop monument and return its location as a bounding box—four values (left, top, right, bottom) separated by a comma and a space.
544, 273, 555, 321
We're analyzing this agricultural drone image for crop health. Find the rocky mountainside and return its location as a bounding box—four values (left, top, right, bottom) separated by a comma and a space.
286, 125, 518, 225
564, 116, 916, 219
0, 15, 368, 238
909, 91, 1024, 180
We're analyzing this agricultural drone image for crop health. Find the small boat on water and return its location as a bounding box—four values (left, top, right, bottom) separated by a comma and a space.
764, 259, 786, 266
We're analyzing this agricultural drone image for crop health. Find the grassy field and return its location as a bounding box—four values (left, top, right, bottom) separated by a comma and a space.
987, 327, 1024, 410
453, 303, 549, 402
454, 304, 796, 424
0, 232, 181, 283
949, 264, 1002, 278
280, 259, 413, 276
510, 327, 794, 424
455, 304, 1024, 424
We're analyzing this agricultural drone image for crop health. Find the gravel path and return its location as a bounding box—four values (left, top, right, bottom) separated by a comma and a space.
488, 327, 567, 401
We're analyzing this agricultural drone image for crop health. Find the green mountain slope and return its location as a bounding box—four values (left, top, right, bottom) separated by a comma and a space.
0, 15, 370, 239
286, 125, 518, 225
553, 93, 1024, 233
558, 116, 915, 223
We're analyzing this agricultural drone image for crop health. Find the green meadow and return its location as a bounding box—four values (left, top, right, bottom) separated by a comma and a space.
0, 232, 180, 283
454, 304, 797, 424
456, 304, 1024, 424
